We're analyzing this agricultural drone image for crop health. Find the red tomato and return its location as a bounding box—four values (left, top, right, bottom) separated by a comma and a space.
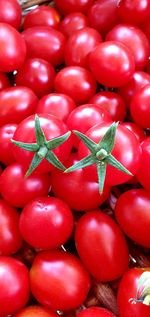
19, 196, 73, 250
54, 66, 97, 104
64, 27, 102, 68
117, 0, 150, 25
0, 199, 22, 255
0, 256, 29, 316
106, 24, 149, 70
77, 307, 116, 317
0, 73, 10, 92
22, 26, 66, 66
89, 91, 126, 122
121, 122, 146, 143
0, 0, 21, 29
130, 84, 150, 128
0, 86, 38, 127
30, 250, 91, 311
89, 41, 135, 87
0, 163, 50, 208
59, 12, 89, 38
75, 211, 129, 281
50, 153, 110, 212
0, 23, 26, 72
0, 123, 17, 165
136, 137, 150, 190
117, 268, 150, 317
15, 58, 56, 98
23, 5, 60, 30
55, 0, 94, 15
115, 189, 150, 248
36, 93, 76, 122
12, 114, 72, 174
14, 305, 59, 317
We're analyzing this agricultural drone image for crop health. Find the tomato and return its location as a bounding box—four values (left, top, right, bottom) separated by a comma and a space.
36, 93, 76, 122
64, 27, 102, 68
66, 104, 112, 148
30, 250, 91, 311
130, 84, 150, 128
55, 0, 94, 15
50, 153, 110, 212
89, 91, 126, 122
23, 5, 60, 30
0, 23, 26, 72
117, 268, 150, 317
115, 189, 150, 248
0, 0, 21, 29
55, 66, 97, 104
89, 41, 135, 87
117, 0, 150, 25
121, 122, 146, 143
0, 199, 22, 255
0, 123, 17, 165
0, 86, 38, 127
12, 114, 72, 174
0, 73, 10, 92
136, 137, 150, 190
0, 256, 29, 316
22, 26, 66, 66
106, 24, 149, 70
0, 163, 50, 208
14, 305, 59, 317
88, 0, 119, 37
19, 196, 73, 250
15, 58, 56, 98
77, 307, 116, 317
75, 211, 129, 281
78, 123, 141, 186
59, 12, 89, 38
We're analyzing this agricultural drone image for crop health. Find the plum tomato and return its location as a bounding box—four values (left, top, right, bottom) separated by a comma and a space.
59, 12, 89, 38
23, 5, 60, 30
14, 305, 59, 317
0, 0, 21, 29
130, 84, 150, 128
77, 307, 116, 317
0, 123, 17, 165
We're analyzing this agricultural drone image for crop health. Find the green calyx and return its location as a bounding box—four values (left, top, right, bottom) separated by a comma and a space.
130, 271, 150, 306
65, 122, 132, 193
11, 114, 71, 176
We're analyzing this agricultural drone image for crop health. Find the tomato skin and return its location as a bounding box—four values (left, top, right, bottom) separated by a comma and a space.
54, 66, 97, 105
22, 26, 66, 66
12, 114, 72, 174
121, 122, 146, 143
55, 0, 94, 15
0, 23, 26, 72
0, 256, 30, 316
36, 93, 76, 122
0, 123, 17, 165
64, 27, 102, 68
106, 24, 149, 70
23, 5, 60, 30
115, 189, 150, 248
59, 12, 89, 38
0, 199, 22, 255
89, 91, 126, 122
19, 196, 73, 250
77, 307, 116, 317
130, 84, 150, 128
75, 211, 129, 281
136, 137, 150, 190
50, 153, 110, 212
0, 86, 38, 127
0, 163, 50, 208
89, 41, 135, 87
0, 0, 21, 29
117, 0, 150, 25
15, 58, 56, 98
78, 123, 141, 186
14, 305, 59, 317
30, 250, 91, 311
117, 268, 150, 317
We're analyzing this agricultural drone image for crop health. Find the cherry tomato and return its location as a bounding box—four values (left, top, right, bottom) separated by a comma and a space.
19, 196, 73, 250
0, 256, 29, 316
55, 0, 94, 15
0, 123, 17, 165
0, 199, 22, 255
121, 122, 146, 143
23, 5, 60, 30
0, 23, 26, 72
130, 84, 150, 128
55, 66, 97, 104
15, 58, 56, 98
117, 0, 150, 25
0, 86, 38, 127
89, 41, 135, 87
14, 305, 59, 317
0, 163, 50, 208
0, 0, 21, 29
136, 137, 150, 190
22, 26, 66, 66
30, 250, 91, 311
75, 211, 129, 281
59, 12, 89, 38
77, 307, 116, 317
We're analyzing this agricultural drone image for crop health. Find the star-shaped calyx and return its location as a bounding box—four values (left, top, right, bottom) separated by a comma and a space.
65, 122, 132, 193
12, 114, 71, 176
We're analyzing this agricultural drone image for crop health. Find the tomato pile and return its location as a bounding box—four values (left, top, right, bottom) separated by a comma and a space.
1, 0, 150, 316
